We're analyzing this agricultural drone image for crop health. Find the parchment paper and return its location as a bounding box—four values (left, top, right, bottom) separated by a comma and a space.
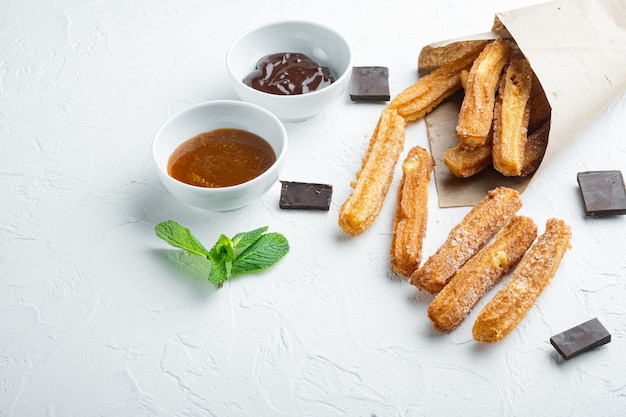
425, 0, 626, 207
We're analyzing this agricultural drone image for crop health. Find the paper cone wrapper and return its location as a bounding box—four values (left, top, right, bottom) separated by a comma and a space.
424, 0, 626, 207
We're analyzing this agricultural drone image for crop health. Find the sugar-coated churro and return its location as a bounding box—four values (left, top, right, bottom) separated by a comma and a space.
443, 135, 493, 178
492, 57, 533, 176
390, 146, 435, 276
519, 120, 550, 177
339, 108, 406, 236
456, 38, 511, 147
388, 41, 488, 122
427, 215, 538, 332
418, 40, 491, 75
472, 218, 572, 343
410, 186, 523, 293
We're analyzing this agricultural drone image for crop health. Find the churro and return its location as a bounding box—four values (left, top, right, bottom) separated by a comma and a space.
443, 135, 493, 178
427, 216, 538, 333
460, 69, 469, 90
528, 84, 552, 133
418, 40, 491, 75
410, 186, 523, 293
390, 146, 435, 276
519, 120, 550, 177
339, 108, 406, 236
492, 57, 533, 176
456, 38, 511, 147
388, 41, 488, 122
473, 218, 572, 343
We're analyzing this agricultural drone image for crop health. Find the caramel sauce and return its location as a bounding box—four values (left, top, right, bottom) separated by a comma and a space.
168, 128, 276, 188
243, 52, 335, 95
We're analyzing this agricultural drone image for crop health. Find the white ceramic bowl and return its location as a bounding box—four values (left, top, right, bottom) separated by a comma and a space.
153, 100, 288, 211
226, 20, 352, 122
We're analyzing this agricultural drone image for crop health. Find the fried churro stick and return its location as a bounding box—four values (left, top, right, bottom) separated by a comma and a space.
443, 135, 493, 178
528, 87, 552, 133
418, 40, 491, 75
410, 187, 522, 293
473, 218, 572, 343
492, 57, 533, 176
390, 146, 435, 276
456, 38, 511, 147
427, 216, 538, 333
339, 108, 406, 236
388, 41, 488, 122
519, 120, 550, 177
460, 69, 470, 90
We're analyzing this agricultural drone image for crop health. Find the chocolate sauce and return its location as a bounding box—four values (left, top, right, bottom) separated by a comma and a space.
243, 53, 335, 95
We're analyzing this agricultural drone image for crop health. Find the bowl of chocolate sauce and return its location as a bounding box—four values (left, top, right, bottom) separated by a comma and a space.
226, 21, 352, 122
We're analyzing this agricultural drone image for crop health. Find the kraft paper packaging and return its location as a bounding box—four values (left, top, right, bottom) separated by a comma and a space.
423, 0, 626, 207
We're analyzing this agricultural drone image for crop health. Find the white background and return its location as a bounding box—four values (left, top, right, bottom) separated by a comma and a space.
1, 0, 625, 416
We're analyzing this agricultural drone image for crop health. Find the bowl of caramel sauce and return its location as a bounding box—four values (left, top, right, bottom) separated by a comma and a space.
153, 100, 287, 211
226, 20, 352, 122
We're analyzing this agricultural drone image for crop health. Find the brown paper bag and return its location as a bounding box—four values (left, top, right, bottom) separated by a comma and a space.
424, 0, 626, 207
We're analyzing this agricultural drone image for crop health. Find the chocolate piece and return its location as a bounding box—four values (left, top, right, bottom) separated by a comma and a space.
550, 318, 611, 360
577, 170, 626, 216
279, 181, 333, 210
349, 66, 390, 101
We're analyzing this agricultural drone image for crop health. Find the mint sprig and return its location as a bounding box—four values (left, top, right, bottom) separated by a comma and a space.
155, 220, 289, 286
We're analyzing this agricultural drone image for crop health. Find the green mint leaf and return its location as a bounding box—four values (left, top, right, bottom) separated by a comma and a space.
208, 234, 236, 264
155, 220, 210, 258
207, 234, 236, 285
231, 226, 269, 249
155, 221, 289, 287
208, 256, 231, 286
231, 232, 289, 275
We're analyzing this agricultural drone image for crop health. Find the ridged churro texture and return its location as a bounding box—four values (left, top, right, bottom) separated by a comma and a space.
339, 108, 406, 236
492, 57, 533, 176
472, 218, 572, 343
390, 146, 435, 276
410, 186, 522, 293
456, 38, 511, 147
427, 216, 538, 333
388, 41, 488, 122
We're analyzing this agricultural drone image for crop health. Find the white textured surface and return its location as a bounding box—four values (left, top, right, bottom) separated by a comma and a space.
1, 1, 625, 416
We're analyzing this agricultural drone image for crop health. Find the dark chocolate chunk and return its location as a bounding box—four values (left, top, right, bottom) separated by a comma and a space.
349, 66, 390, 101
550, 318, 611, 360
279, 181, 333, 210
577, 170, 626, 216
